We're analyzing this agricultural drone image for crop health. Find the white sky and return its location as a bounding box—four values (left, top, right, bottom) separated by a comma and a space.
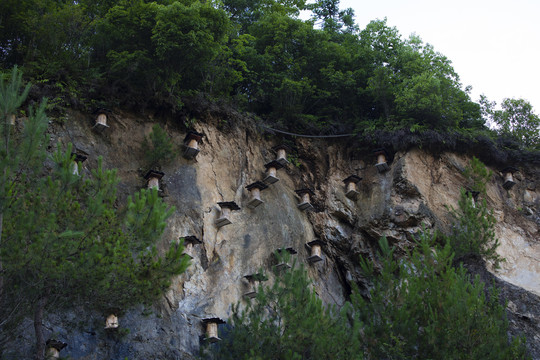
333, 0, 540, 111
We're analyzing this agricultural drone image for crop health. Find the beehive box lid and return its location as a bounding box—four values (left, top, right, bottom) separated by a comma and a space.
307, 254, 324, 263
343, 175, 362, 184
105, 306, 122, 314
217, 201, 241, 211
295, 188, 315, 196
372, 148, 389, 157
183, 146, 200, 159
277, 247, 297, 254
202, 317, 226, 324
244, 273, 267, 282
93, 107, 112, 115
501, 166, 519, 173
46, 339, 67, 351
264, 160, 284, 170
272, 144, 292, 152
263, 174, 279, 185
465, 189, 480, 199
184, 130, 204, 143
72, 153, 88, 163
306, 239, 325, 248
246, 181, 268, 191
144, 170, 165, 180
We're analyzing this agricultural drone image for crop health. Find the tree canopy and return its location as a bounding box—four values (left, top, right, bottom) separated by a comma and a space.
4, 0, 529, 139
481, 96, 540, 150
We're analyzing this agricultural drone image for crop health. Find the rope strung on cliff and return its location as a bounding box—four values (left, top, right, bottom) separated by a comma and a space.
262, 126, 355, 138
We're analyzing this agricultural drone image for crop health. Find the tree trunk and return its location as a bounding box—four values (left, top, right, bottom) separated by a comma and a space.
33, 296, 47, 360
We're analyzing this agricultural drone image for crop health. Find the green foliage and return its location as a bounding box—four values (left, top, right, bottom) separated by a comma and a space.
249, 270, 268, 282
481, 96, 540, 150
0, 67, 50, 354
0, 67, 189, 358
0, 66, 31, 120
446, 188, 503, 267
463, 156, 492, 194
353, 235, 528, 359
307, 0, 358, 33
221, 0, 307, 31
207, 233, 526, 360
1, 0, 491, 136
287, 153, 301, 168
0, 0, 232, 110
447, 157, 502, 266
361, 21, 480, 131
90, 0, 231, 107
207, 256, 361, 360
141, 124, 177, 169
0, 0, 98, 111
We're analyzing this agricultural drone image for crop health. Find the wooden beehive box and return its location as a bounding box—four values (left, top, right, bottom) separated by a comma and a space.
93, 108, 111, 132
501, 166, 519, 190
243, 273, 267, 299
272, 144, 291, 166
45, 339, 67, 359
465, 189, 480, 208
295, 188, 315, 211
263, 160, 284, 185
182, 235, 202, 258
144, 170, 165, 190
183, 131, 204, 159
246, 181, 268, 209
306, 239, 324, 263
274, 247, 297, 269
343, 175, 362, 199
216, 201, 241, 228
373, 148, 390, 173
7, 114, 15, 126
202, 317, 226, 343
105, 314, 119, 330
71, 152, 87, 176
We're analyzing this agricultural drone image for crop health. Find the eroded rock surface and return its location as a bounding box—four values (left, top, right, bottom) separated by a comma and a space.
7, 111, 539, 359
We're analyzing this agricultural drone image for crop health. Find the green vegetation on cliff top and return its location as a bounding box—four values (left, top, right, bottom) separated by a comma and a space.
1, 0, 538, 151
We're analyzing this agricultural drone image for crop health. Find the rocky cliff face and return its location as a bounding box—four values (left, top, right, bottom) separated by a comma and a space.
8, 110, 540, 359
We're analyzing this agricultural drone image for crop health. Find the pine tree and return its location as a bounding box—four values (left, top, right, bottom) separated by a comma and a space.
141, 123, 177, 170
0, 67, 190, 359
208, 232, 527, 360
1, 66, 48, 352
353, 234, 528, 359
207, 253, 362, 360
446, 188, 502, 266
448, 157, 501, 266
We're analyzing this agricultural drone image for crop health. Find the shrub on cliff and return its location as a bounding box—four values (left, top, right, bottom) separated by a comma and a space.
142, 123, 177, 170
